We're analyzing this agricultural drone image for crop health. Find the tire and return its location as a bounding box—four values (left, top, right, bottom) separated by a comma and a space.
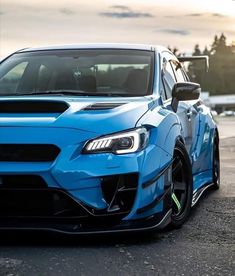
212, 134, 220, 190
170, 141, 193, 228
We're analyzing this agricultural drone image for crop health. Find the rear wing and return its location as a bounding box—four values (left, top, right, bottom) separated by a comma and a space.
178, 56, 209, 72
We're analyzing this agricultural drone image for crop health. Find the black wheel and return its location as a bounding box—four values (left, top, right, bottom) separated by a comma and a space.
170, 141, 193, 228
212, 134, 220, 190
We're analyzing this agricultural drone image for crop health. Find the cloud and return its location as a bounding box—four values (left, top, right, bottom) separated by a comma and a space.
157, 28, 190, 36
187, 12, 226, 18
211, 13, 225, 17
187, 13, 203, 17
100, 5, 153, 19
166, 12, 227, 19
165, 13, 203, 18
59, 7, 75, 15
111, 5, 129, 10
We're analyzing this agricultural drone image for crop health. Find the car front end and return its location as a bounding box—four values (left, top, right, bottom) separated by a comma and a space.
0, 45, 173, 233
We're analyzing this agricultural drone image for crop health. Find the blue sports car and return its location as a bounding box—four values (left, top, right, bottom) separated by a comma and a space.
0, 44, 220, 234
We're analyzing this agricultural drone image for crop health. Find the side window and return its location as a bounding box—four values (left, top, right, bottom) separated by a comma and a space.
181, 69, 189, 81
0, 62, 28, 94
162, 60, 177, 99
171, 61, 186, 82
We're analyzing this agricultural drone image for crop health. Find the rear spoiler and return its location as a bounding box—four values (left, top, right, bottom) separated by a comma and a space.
178, 56, 209, 72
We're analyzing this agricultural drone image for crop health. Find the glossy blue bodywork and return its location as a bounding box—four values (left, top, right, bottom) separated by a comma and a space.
0, 44, 218, 231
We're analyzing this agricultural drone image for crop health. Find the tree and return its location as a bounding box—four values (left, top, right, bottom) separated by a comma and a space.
208, 33, 234, 94
186, 34, 235, 95
188, 44, 204, 84
203, 46, 210, 56
193, 44, 201, 56
211, 35, 219, 55
167, 46, 180, 56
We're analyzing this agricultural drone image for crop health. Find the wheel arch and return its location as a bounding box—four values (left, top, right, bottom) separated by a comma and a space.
176, 136, 185, 146
214, 127, 219, 143
163, 123, 185, 157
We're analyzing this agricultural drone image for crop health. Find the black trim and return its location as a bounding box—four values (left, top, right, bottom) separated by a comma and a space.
136, 187, 171, 214
83, 102, 128, 110
0, 210, 172, 235
191, 182, 214, 207
142, 160, 173, 189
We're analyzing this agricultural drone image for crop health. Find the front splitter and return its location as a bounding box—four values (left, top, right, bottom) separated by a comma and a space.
0, 210, 172, 235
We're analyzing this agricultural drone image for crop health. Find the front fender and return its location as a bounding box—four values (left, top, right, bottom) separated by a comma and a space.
163, 123, 183, 156
137, 106, 183, 155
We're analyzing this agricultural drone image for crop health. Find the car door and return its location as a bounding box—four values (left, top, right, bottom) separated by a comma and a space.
161, 53, 196, 155
171, 60, 199, 154
174, 60, 215, 179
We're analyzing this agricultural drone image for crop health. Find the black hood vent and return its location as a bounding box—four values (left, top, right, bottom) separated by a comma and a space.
0, 100, 69, 113
83, 102, 128, 110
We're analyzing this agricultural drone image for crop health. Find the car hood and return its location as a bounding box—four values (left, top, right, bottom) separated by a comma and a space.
0, 96, 158, 135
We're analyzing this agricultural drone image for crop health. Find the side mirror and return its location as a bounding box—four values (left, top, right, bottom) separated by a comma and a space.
171, 82, 201, 112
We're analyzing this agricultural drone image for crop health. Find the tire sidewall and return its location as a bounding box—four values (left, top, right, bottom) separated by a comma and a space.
213, 134, 220, 190
170, 141, 193, 228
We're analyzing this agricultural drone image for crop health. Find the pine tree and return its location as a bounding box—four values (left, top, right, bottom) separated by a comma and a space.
203, 46, 210, 56
183, 34, 235, 95
193, 44, 201, 56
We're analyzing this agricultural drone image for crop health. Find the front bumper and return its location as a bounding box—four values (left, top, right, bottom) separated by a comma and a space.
0, 187, 172, 234
0, 126, 173, 232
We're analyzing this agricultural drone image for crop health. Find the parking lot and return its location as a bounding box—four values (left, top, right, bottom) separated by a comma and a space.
0, 117, 234, 276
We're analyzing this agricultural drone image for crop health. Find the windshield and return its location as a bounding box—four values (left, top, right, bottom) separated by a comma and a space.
0, 49, 154, 97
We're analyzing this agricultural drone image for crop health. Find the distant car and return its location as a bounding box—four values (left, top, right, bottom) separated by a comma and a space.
219, 110, 235, 117
211, 110, 218, 117
0, 44, 220, 234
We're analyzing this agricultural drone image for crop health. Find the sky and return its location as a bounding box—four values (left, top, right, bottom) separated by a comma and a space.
0, 0, 235, 59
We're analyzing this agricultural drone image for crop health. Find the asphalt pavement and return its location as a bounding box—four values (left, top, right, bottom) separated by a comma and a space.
0, 117, 234, 276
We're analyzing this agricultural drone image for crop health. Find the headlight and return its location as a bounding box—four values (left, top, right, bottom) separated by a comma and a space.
83, 127, 149, 154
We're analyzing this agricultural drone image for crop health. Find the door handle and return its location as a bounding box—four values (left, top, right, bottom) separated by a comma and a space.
187, 109, 192, 119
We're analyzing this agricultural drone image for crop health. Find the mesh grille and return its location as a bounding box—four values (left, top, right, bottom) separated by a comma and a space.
0, 144, 60, 162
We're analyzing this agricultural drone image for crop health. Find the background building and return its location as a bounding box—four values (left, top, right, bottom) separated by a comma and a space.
201, 92, 235, 113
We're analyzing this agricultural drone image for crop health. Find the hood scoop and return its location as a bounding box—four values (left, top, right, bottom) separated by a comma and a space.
83, 102, 128, 111
0, 100, 69, 113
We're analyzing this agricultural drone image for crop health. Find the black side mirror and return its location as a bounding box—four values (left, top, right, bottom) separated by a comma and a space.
171, 82, 201, 112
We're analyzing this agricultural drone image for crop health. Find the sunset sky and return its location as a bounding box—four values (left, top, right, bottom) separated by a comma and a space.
0, 0, 235, 58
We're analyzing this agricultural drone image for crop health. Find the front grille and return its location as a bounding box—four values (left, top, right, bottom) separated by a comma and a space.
0, 189, 88, 218
0, 175, 47, 189
0, 144, 60, 162
0, 174, 139, 229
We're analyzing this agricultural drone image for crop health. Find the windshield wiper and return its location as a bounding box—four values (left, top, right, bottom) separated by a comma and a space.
0, 90, 143, 97
15, 90, 97, 96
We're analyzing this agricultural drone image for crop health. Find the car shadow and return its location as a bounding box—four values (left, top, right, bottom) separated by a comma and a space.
0, 228, 173, 248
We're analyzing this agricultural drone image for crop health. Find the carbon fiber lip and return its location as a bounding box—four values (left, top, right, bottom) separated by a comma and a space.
0, 210, 172, 235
